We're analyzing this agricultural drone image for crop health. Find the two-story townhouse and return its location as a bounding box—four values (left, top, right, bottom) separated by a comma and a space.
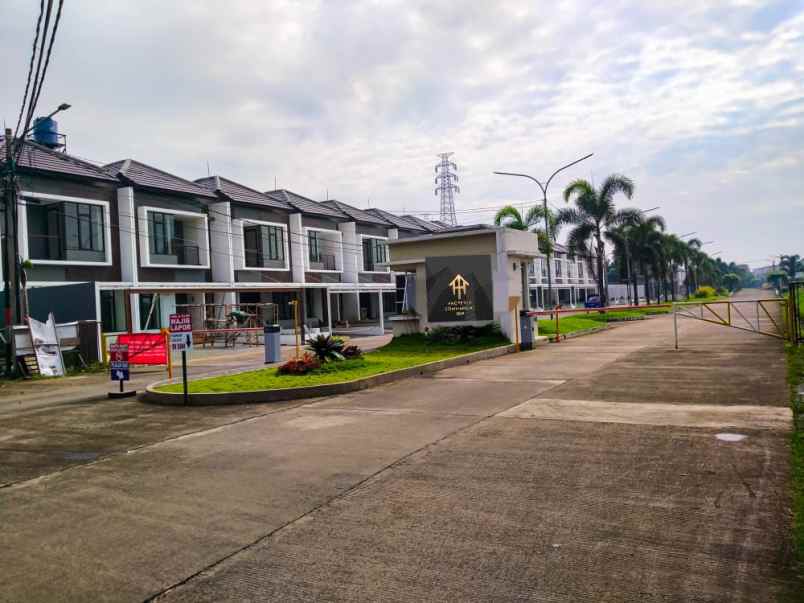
1, 138, 122, 330
528, 243, 599, 308
102, 159, 219, 332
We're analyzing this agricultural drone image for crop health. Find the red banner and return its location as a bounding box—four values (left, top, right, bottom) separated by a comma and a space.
117, 333, 167, 365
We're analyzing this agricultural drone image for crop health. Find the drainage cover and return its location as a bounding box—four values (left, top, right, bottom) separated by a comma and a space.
715, 433, 747, 442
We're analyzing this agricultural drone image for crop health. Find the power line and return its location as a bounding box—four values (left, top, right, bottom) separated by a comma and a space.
14, 0, 45, 138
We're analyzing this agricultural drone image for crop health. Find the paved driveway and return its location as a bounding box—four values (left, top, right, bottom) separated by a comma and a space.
0, 294, 796, 601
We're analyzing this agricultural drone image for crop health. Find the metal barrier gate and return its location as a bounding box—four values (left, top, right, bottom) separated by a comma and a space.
672, 297, 792, 349
790, 281, 803, 346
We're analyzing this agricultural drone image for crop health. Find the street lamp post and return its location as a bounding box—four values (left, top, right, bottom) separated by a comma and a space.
3, 103, 71, 377
494, 153, 593, 309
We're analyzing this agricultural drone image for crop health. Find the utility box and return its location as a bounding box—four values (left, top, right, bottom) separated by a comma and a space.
519, 310, 534, 351
264, 325, 281, 364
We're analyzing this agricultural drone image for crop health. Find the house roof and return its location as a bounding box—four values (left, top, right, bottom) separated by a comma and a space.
195, 176, 293, 211
401, 214, 446, 233
0, 137, 117, 182
104, 159, 216, 199
264, 189, 347, 219
365, 208, 425, 231
321, 200, 391, 226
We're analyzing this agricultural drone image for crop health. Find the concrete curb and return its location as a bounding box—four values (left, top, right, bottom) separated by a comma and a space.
548, 325, 611, 342
141, 344, 517, 406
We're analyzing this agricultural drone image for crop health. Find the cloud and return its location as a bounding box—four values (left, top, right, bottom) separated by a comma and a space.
0, 0, 801, 266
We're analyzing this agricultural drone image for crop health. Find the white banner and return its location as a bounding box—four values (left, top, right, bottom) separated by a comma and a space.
28, 314, 65, 377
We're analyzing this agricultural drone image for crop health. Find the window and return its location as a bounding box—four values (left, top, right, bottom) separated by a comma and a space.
244, 224, 285, 267
554, 258, 562, 277
149, 212, 176, 256
362, 237, 388, 271
308, 231, 322, 263
578, 261, 584, 279
64, 202, 104, 252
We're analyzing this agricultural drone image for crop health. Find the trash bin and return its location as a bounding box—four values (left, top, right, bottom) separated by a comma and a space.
264, 324, 281, 364
519, 310, 534, 351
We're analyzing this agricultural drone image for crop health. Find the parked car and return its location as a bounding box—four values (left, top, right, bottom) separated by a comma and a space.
584, 295, 603, 308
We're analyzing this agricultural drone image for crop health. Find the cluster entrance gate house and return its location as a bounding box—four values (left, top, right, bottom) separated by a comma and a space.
386, 225, 541, 347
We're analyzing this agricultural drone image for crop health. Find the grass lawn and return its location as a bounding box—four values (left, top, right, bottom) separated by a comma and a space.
789, 343, 804, 586
156, 333, 509, 394
537, 305, 671, 337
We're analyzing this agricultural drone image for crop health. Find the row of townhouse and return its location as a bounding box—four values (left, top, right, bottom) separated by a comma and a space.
528, 243, 600, 308
1, 137, 449, 336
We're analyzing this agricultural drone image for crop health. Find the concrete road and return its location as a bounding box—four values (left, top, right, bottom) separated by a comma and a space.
0, 292, 796, 601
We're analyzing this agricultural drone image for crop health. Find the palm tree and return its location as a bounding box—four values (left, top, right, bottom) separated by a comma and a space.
559, 174, 637, 305
682, 238, 703, 297
605, 212, 666, 304
494, 204, 559, 254
629, 218, 665, 303
780, 254, 803, 283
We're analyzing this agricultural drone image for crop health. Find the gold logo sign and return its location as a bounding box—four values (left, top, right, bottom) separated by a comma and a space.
449, 274, 470, 299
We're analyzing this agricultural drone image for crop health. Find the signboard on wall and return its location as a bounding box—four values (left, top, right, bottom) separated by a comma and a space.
117, 333, 168, 365
425, 255, 493, 322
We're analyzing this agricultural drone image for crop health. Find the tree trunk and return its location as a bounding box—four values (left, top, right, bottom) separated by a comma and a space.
596, 235, 607, 306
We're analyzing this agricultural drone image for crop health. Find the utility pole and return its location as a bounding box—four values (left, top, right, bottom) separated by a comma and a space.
3, 128, 19, 376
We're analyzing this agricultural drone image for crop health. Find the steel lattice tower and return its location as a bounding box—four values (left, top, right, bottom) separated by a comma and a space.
434, 152, 459, 226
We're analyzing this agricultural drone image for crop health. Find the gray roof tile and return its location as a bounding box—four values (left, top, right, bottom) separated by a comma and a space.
401, 214, 446, 232
365, 208, 426, 231
0, 137, 117, 182
105, 159, 216, 198
264, 189, 346, 219
321, 200, 391, 225
196, 176, 293, 210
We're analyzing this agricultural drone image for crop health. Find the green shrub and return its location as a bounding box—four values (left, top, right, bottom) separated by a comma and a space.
342, 344, 363, 359
426, 323, 502, 344
693, 286, 717, 299
306, 334, 345, 362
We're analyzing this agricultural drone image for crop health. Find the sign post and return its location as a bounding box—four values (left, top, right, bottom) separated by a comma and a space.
108, 343, 135, 399
170, 313, 193, 405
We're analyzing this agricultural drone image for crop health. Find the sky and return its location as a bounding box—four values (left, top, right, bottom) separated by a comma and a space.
1, 0, 802, 268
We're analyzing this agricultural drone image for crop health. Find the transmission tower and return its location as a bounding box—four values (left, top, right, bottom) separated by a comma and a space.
434, 152, 459, 226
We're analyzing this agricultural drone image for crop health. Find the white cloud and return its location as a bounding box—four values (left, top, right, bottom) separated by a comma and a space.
0, 0, 801, 266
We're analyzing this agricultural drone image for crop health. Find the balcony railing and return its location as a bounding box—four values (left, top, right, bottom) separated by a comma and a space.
310, 253, 337, 271
174, 241, 200, 266
28, 233, 106, 262
28, 233, 64, 260
245, 252, 285, 269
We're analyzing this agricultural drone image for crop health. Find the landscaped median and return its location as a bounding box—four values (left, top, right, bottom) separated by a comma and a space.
142, 332, 513, 405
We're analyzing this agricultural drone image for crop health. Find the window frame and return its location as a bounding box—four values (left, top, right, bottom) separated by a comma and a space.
20, 191, 112, 266
241, 221, 288, 270
360, 235, 389, 273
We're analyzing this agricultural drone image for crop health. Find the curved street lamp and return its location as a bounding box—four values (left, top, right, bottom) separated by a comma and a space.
494, 153, 593, 308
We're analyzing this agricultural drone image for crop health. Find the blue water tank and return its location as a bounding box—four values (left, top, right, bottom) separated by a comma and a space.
33, 117, 60, 147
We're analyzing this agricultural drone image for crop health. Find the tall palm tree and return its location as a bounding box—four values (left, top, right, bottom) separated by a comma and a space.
629, 218, 665, 303
559, 174, 637, 305
494, 204, 559, 254
780, 254, 803, 283
605, 212, 665, 304
682, 238, 702, 297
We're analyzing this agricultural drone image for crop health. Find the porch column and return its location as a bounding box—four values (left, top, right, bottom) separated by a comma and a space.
378, 290, 384, 334
326, 289, 332, 335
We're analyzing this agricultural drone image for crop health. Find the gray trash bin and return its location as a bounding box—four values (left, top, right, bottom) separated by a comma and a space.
264, 325, 281, 364
519, 310, 533, 351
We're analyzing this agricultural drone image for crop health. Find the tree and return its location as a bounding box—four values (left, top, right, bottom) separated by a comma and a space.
605, 212, 666, 304
722, 272, 741, 292
559, 174, 637, 306
780, 254, 803, 283
493, 204, 559, 254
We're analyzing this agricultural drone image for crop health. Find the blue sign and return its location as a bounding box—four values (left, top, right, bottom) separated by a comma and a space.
110, 361, 129, 382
